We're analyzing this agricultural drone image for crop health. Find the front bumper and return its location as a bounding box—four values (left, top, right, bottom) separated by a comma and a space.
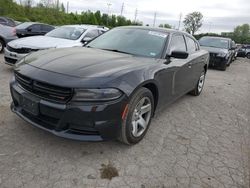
10, 79, 128, 141
209, 54, 228, 67
4, 36, 18, 44
4, 47, 27, 66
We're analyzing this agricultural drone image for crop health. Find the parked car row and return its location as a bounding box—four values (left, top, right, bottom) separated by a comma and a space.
199, 36, 236, 71
237, 45, 250, 59
4, 25, 108, 65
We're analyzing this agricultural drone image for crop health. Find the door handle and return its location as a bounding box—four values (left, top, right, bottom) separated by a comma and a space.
188, 63, 192, 68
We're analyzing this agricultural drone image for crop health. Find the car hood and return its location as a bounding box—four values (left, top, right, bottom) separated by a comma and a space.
200, 46, 229, 54
18, 47, 159, 78
8, 36, 79, 49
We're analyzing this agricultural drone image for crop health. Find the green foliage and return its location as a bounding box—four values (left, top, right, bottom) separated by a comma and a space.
194, 24, 250, 44
183, 11, 203, 35
159, 24, 172, 29
0, 0, 140, 27
232, 24, 250, 44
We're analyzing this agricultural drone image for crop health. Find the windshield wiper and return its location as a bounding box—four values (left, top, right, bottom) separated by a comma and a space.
100, 48, 133, 55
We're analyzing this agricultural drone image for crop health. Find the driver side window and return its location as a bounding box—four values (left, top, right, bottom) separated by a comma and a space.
170, 35, 187, 53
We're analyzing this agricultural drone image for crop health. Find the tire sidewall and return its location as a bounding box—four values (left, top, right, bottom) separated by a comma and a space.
196, 71, 206, 95
122, 88, 154, 145
0, 39, 4, 53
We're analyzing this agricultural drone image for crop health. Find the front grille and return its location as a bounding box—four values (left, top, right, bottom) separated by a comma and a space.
209, 53, 221, 63
15, 72, 73, 103
5, 57, 17, 64
7, 45, 39, 54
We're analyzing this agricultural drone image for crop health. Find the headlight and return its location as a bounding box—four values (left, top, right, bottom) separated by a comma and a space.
216, 53, 226, 57
72, 88, 123, 101
14, 57, 25, 68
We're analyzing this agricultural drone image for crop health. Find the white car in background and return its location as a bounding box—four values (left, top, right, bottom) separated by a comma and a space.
4, 25, 108, 65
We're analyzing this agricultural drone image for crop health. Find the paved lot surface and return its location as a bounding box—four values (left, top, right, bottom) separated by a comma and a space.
0, 53, 249, 188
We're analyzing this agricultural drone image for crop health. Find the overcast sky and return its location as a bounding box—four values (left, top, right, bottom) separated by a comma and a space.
59, 0, 250, 33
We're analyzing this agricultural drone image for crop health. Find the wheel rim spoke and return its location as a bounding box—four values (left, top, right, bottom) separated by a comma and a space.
131, 97, 152, 137
198, 74, 205, 92
138, 116, 147, 129
140, 104, 151, 115
132, 121, 138, 136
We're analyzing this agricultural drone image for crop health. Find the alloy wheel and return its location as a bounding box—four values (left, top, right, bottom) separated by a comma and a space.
0, 41, 3, 52
131, 97, 152, 137
198, 73, 205, 93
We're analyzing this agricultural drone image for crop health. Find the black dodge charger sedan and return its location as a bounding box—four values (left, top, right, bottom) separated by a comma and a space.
199, 36, 234, 71
10, 26, 209, 145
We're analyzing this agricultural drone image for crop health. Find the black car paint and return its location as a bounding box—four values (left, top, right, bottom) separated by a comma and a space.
199, 37, 234, 69
10, 27, 209, 141
16, 23, 55, 38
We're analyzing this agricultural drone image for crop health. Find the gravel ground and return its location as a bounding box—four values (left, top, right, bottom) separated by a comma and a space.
0, 54, 249, 188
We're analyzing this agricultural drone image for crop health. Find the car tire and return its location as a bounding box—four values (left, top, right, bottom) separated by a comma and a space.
119, 87, 154, 145
220, 63, 227, 71
247, 53, 250, 59
0, 39, 5, 53
190, 70, 206, 96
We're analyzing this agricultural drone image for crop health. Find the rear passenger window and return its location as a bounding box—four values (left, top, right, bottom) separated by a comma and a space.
30, 24, 41, 32
170, 35, 186, 52
85, 30, 99, 39
42, 25, 54, 32
186, 37, 197, 53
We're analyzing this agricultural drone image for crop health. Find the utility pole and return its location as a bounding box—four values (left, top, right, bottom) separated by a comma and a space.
153, 12, 157, 27
66, 1, 69, 13
177, 13, 182, 30
134, 8, 138, 22
120, 2, 124, 16
106, 3, 112, 26
208, 22, 212, 33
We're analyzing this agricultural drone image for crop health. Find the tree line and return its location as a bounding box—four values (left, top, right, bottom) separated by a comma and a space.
0, 0, 142, 27
182, 12, 250, 44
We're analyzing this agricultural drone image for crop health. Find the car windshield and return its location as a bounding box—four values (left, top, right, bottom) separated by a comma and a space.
46, 26, 86, 40
199, 37, 229, 49
16, 22, 34, 29
87, 28, 168, 58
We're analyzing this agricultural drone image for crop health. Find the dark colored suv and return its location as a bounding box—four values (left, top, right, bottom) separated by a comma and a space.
16, 22, 55, 38
199, 36, 234, 71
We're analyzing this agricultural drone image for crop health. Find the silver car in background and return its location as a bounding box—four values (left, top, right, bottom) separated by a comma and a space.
0, 24, 18, 53
4, 25, 108, 65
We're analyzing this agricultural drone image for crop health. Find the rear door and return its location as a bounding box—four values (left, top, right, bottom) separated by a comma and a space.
169, 34, 193, 96
185, 36, 203, 87
28, 24, 42, 36
41, 25, 54, 34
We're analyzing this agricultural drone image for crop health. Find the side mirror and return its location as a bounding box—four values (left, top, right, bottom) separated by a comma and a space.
82, 37, 92, 43
27, 28, 32, 32
170, 51, 189, 59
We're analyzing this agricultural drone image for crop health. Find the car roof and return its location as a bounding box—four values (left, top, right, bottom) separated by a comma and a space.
60, 24, 109, 30
200, 36, 232, 41
114, 26, 195, 38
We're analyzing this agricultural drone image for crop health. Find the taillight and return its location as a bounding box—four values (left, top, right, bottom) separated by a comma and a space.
12, 28, 16, 36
